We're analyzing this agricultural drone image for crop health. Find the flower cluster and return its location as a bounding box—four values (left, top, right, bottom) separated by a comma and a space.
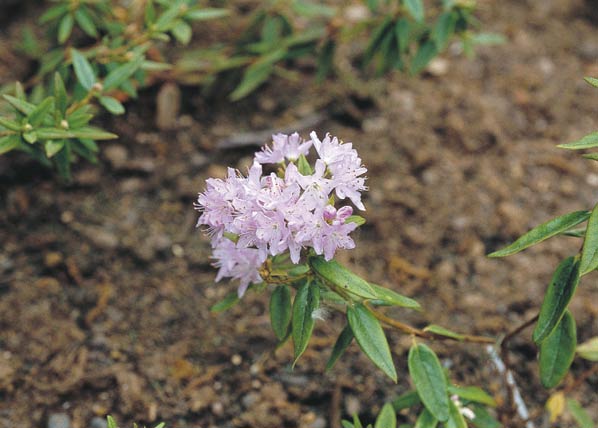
195, 131, 367, 296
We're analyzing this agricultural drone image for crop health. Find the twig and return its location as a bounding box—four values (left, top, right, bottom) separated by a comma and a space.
364, 301, 495, 344
216, 113, 327, 149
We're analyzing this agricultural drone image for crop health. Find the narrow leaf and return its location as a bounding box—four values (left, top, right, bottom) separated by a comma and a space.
539, 310, 576, 388
582, 152, 598, 161
58, 13, 74, 43
45, 140, 65, 158
346, 215, 366, 226
446, 400, 467, 428
98, 96, 125, 115
374, 403, 396, 428
404, 0, 424, 22
270, 285, 292, 340
391, 390, 421, 411
292, 281, 320, 365
3, 94, 36, 115
172, 20, 192, 45
39, 4, 69, 24
447, 385, 497, 407
28, 97, 54, 127
0, 135, 21, 154
410, 40, 438, 75
106, 416, 117, 428
54, 140, 71, 180
0, 117, 21, 131
325, 324, 354, 371
432, 12, 456, 50
558, 132, 598, 150
310, 256, 377, 299
579, 203, 598, 275
408, 343, 450, 422
347, 303, 397, 382
185, 7, 229, 21
533, 257, 580, 343
584, 76, 598, 88
415, 409, 438, 428
74, 8, 98, 38
370, 283, 421, 309
103, 55, 144, 91
488, 211, 591, 257
470, 404, 501, 428
210, 291, 240, 312
69, 127, 117, 140
424, 325, 464, 341
576, 337, 598, 361
566, 398, 595, 428
54, 73, 68, 116
546, 392, 565, 423
395, 18, 410, 53
71, 48, 96, 91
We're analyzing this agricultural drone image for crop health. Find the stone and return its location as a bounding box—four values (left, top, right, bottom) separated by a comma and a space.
47, 413, 70, 428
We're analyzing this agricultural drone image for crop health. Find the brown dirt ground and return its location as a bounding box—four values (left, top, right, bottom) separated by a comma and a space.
1, 1, 598, 427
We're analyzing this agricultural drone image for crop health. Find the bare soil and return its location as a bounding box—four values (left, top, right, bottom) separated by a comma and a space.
1, 1, 597, 427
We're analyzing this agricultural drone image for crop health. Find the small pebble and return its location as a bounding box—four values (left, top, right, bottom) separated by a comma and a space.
90, 417, 108, 428
47, 413, 70, 428
231, 354, 242, 365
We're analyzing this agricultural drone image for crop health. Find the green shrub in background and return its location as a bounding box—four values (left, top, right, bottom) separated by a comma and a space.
0, 0, 500, 180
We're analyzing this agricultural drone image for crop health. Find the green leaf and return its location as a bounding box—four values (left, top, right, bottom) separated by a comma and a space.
292, 2, 336, 18
172, 20, 192, 44
375, 403, 396, 428
576, 337, 598, 361
558, 132, 598, 150
74, 7, 99, 38
469, 404, 501, 428
155, 2, 183, 32
446, 400, 467, 428
533, 257, 580, 344
69, 127, 118, 140
292, 280, 320, 365
72, 139, 98, 163
584, 76, 598, 88
185, 7, 229, 21
403, 0, 424, 23
297, 153, 313, 175
210, 291, 240, 312
370, 283, 421, 309
325, 324, 354, 371
347, 303, 397, 382
566, 398, 595, 428
410, 40, 438, 75
488, 211, 591, 257
408, 343, 450, 422
54, 73, 68, 116
23, 131, 37, 144
310, 256, 377, 300
423, 325, 464, 341
346, 215, 366, 227
0, 135, 21, 154
40, 4, 69, 24
98, 96, 125, 115
432, 12, 456, 50
447, 385, 496, 407
0, 117, 21, 131
3, 94, 36, 115
579, 203, 598, 275
391, 390, 421, 411
27, 97, 54, 127
395, 18, 410, 53
562, 227, 586, 238
103, 55, 144, 92
106, 416, 117, 428
582, 152, 598, 161
270, 285, 292, 341
36, 128, 74, 140
363, 17, 393, 67
58, 13, 74, 43
415, 409, 438, 428
45, 140, 65, 158
229, 49, 286, 101
71, 48, 96, 91
539, 310, 576, 388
